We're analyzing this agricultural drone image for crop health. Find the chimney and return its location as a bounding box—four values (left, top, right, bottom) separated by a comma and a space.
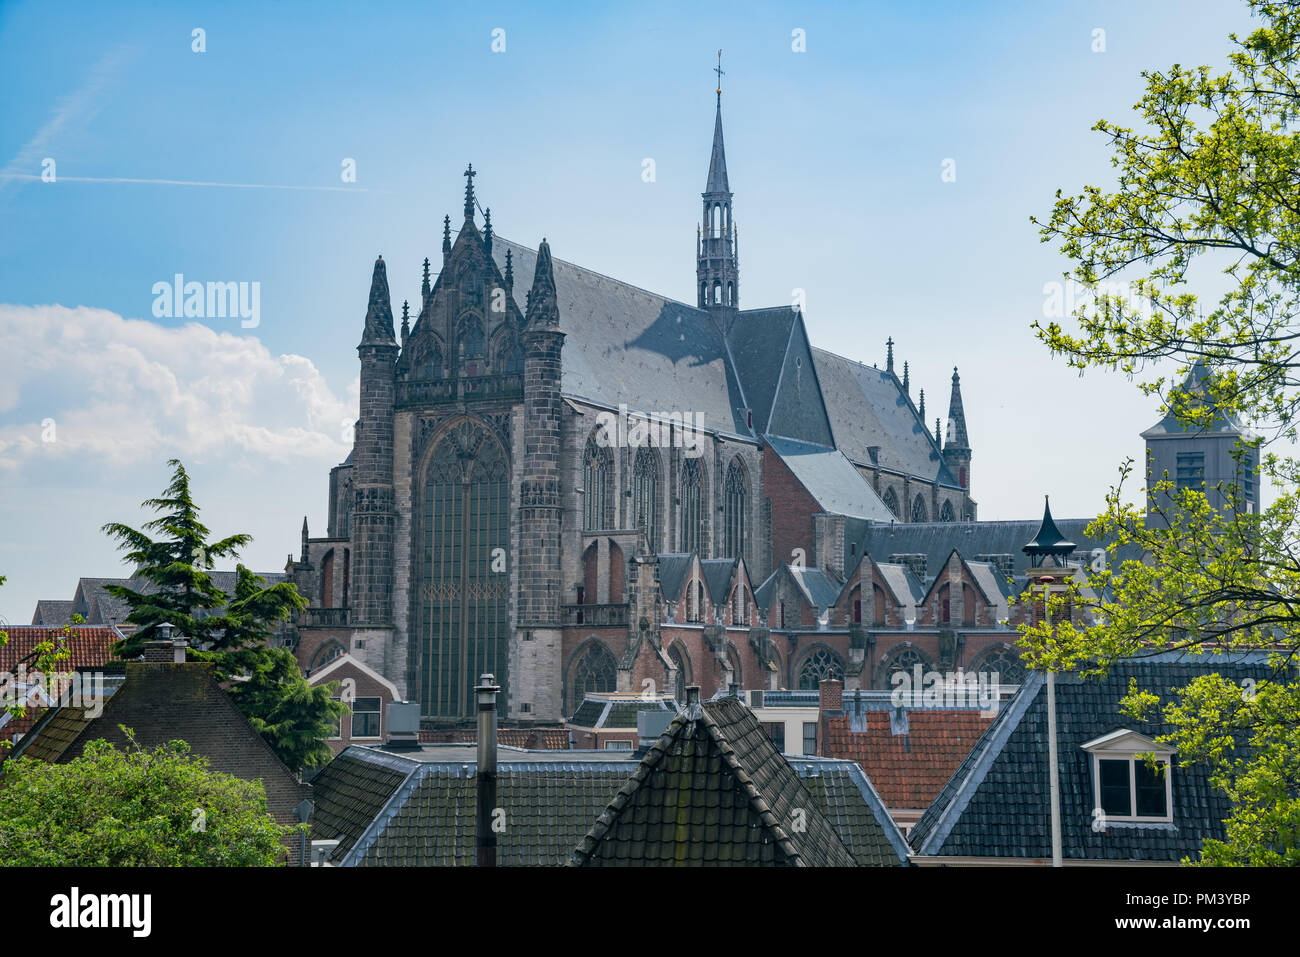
818, 678, 843, 714
475, 673, 500, 867
142, 621, 186, 663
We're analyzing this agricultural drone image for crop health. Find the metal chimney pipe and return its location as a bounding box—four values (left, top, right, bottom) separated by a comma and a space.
475, 673, 500, 867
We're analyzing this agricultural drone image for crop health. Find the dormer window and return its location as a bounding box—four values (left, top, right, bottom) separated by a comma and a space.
1082, 730, 1175, 824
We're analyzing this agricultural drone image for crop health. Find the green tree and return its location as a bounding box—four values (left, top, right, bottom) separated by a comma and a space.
0, 728, 294, 866
1027, 0, 1300, 864
103, 460, 347, 771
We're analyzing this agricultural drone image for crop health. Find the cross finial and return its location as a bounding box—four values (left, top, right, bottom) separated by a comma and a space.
715, 49, 724, 102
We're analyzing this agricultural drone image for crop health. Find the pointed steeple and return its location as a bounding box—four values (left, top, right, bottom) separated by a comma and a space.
463, 163, 477, 221
504, 248, 514, 292
935, 418, 942, 446
400, 299, 410, 345
706, 97, 730, 195
525, 238, 560, 329
886, 337, 895, 374
301, 516, 309, 562
697, 53, 738, 312
902, 361, 910, 396
482, 207, 493, 256
421, 258, 431, 299
442, 215, 452, 263
1023, 495, 1076, 561
919, 388, 926, 422
359, 255, 397, 347
945, 366, 969, 449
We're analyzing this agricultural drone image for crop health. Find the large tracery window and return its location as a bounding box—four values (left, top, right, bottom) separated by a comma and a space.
911, 495, 928, 523
680, 458, 704, 555
633, 447, 660, 550
724, 460, 747, 559
975, 645, 1028, 685
798, 646, 845, 690
418, 421, 510, 719
583, 438, 609, 531
458, 313, 485, 358
878, 645, 931, 689
571, 640, 617, 710
940, 500, 955, 523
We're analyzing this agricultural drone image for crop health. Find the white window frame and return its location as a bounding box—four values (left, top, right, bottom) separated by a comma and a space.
1082, 730, 1174, 824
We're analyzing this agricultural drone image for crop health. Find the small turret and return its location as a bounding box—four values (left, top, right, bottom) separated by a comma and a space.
421, 258, 431, 300
943, 366, 972, 492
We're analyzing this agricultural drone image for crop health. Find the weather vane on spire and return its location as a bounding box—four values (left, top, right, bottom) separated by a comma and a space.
715, 49, 724, 102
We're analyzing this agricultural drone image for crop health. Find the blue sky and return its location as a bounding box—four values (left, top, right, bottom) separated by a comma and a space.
0, 0, 1261, 621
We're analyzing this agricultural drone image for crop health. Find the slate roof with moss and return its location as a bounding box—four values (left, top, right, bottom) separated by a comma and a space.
909, 652, 1274, 862
570, 695, 857, 866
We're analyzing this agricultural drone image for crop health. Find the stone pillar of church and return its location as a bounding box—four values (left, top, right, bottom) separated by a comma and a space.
513, 240, 566, 721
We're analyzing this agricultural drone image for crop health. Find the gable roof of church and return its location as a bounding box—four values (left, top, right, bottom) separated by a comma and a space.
812, 347, 959, 487
766, 435, 895, 522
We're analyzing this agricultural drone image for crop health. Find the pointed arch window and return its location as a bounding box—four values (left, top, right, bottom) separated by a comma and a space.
882, 487, 899, 519
668, 643, 689, 702
797, 646, 845, 690
583, 438, 609, 531
911, 495, 928, 523
680, 458, 704, 555
940, 500, 955, 523
497, 333, 524, 374
724, 460, 748, 559
633, 447, 660, 550
572, 641, 618, 708
458, 313, 485, 358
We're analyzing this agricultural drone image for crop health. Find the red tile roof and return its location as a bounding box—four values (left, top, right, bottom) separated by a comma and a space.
822, 710, 993, 811
0, 626, 121, 672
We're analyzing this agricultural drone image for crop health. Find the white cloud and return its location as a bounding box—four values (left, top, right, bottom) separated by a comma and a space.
0, 304, 357, 470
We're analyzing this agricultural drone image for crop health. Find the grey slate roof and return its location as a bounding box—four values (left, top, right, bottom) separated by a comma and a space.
494, 239, 753, 438
861, 518, 1136, 587
30, 600, 74, 626
767, 435, 894, 522
910, 652, 1274, 862
700, 558, 739, 602
812, 347, 958, 486
1141, 361, 1252, 438
571, 696, 857, 866
656, 554, 694, 602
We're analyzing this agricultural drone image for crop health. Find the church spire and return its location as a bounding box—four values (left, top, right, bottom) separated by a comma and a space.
919, 388, 926, 422
483, 207, 493, 256
400, 299, 410, 345
943, 365, 972, 493
902, 361, 910, 396
886, 337, 895, 373
504, 248, 514, 292
525, 238, 560, 329
442, 215, 452, 263
359, 255, 397, 347
945, 366, 969, 449
421, 258, 431, 299
696, 51, 738, 312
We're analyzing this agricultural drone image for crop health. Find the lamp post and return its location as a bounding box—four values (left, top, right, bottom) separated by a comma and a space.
1038, 575, 1063, 869
1022, 496, 1073, 869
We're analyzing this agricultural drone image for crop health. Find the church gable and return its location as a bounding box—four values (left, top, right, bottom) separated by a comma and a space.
399, 214, 524, 385
765, 312, 836, 447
